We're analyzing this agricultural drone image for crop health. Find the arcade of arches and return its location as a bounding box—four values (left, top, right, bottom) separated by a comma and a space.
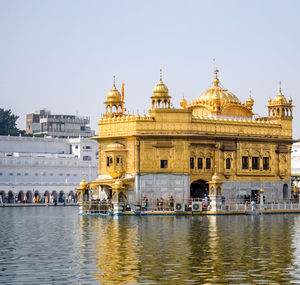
0, 190, 77, 204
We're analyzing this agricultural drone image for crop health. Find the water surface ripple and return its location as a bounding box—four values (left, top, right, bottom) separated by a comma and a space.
1, 207, 300, 284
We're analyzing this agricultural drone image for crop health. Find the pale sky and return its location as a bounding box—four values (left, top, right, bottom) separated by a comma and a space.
1, 0, 299, 138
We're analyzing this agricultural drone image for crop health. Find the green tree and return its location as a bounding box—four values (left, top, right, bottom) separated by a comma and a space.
0, 108, 20, 135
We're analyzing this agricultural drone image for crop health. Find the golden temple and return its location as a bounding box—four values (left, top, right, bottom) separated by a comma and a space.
77, 68, 293, 213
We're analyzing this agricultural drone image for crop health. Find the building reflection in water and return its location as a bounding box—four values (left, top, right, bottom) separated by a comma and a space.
94, 217, 140, 284
78, 215, 300, 284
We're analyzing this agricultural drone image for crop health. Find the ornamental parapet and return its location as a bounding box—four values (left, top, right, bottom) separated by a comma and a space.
97, 114, 291, 139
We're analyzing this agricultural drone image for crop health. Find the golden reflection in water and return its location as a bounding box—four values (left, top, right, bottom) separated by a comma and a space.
135, 216, 192, 284
187, 215, 297, 284
77, 215, 300, 284
93, 217, 139, 284
292, 216, 300, 280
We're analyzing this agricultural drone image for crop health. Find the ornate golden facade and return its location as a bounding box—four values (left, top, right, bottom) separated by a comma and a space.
78, 69, 293, 205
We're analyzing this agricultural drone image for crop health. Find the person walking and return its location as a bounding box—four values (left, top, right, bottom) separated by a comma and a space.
159, 197, 164, 211
169, 195, 174, 209
251, 200, 256, 213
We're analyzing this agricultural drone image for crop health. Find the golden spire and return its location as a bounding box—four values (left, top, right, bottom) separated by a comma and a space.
213, 68, 220, 87
279, 81, 282, 95
246, 90, 254, 110
180, 93, 187, 109
113, 75, 116, 87
160, 68, 163, 82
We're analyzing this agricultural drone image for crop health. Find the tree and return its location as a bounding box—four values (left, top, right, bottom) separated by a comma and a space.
0, 108, 20, 136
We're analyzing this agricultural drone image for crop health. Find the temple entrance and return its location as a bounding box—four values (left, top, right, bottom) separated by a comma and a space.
190, 180, 209, 199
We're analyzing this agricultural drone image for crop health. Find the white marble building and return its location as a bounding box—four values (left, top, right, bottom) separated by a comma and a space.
292, 142, 300, 189
0, 135, 98, 203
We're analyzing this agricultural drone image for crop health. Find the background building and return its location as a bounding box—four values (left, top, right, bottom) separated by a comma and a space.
292, 143, 300, 192
0, 135, 98, 203
26, 109, 95, 138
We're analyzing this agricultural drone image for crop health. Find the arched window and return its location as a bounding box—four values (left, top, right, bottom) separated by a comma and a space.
206, 158, 211, 169
106, 156, 113, 167
226, 158, 231, 170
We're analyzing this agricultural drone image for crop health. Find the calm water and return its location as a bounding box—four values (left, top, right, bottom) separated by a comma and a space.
1, 208, 300, 284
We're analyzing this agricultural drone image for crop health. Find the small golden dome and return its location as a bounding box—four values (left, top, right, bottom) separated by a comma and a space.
211, 172, 222, 182
246, 93, 254, 109
114, 180, 124, 187
153, 69, 169, 97
106, 142, 125, 151
153, 80, 168, 96
106, 84, 121, 102
268, 97, 272, 104
273, 85, 287, 105
273, 94, 287, 105
180, 96, 187, 109
79, 179, 88, 189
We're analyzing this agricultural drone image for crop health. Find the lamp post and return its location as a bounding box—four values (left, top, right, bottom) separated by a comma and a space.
259, 187, 264, 210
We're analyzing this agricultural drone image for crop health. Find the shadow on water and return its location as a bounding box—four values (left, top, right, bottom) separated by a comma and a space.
1, 207, 300, 284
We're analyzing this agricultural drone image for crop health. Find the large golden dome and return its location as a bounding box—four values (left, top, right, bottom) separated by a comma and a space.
195, 69, 240, 105
188, 68, 253, 118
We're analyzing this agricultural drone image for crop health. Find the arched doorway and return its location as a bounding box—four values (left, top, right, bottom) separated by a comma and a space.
68, 191, 75, 203
34, 191, 40, 203
26, 191, 33, 203
44, 191, 50, 203
8, 191, 14, 204
58, 191, 64, 203
18, 191, 24, 203
190, 180, 209, 199
119, 192, 124, 203
0, 191, 6, 203
51, 191, 58, 203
